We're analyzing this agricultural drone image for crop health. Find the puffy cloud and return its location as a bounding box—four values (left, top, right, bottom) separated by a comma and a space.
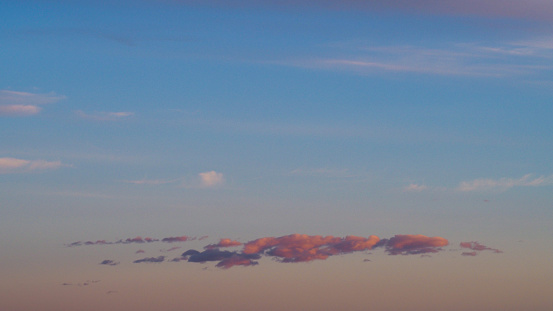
243, 234, 380, 263
187, 249, 237, 262
99, 260, 119, 266
379, 234, 449, 255
75, 110, 134, 121
199, 171, 224, 187
133, 256, 165, 263
457, 174, 553, 192
204, 238, 242, 249
0, 157, 64, 174
460, 241, 502, 255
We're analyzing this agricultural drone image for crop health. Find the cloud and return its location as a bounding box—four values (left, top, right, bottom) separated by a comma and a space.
161, 236, 192, 243
378, 234, 449, 255
118, 236, 159, 244
404, 183, 428, 192
204, 238, 242, 249
75, 110, 134, 121
457, 174, 553, 192
0, 90, 65, 116
242, 234, 380, 263
69, 233, 512, 268
0, 157, 64, 174
133, 256, 165, 263
163, 247, 182, 252
122, 178, 180, 185
460, 241, 502, 255
0, 104, 42, 116
99, 259, 119, 266
199, 171, 224, 187
66, 235, 195, 247
216, 255, 259, 269
461, 251, 478, 256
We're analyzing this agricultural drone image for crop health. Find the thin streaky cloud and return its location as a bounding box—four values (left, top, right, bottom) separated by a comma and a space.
121, 178, 181, 185
0, 89, 65, 116
0, 104, 42, 116
0, 157, 65, 174
75, 110, 134, 121
457, 174, 553, 192
0, 90, 66, 105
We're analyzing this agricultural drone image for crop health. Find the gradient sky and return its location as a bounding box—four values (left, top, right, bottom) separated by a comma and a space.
1, 1, 553, 310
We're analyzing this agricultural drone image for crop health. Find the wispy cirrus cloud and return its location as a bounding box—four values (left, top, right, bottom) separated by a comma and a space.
403, 174, 553, 193
0, 157, 66, 174
75, 110, 134, 121
294, 41, 553, 77
0, 90, 65, 116
121, 177, 181, 185
66, 235, 194, 247
457, 174, 553, 192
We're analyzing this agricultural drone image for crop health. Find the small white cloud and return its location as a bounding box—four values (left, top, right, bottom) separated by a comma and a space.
199, 171, 224, 187
457, 174, 553, 192
0, 157, 64, 174
76, 110, 134, 121
404, 183, 428, 192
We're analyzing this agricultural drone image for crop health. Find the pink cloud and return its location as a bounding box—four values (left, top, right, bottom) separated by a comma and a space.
0, 104, 42, 116
0, 157, 64, 174
216, 255, 259, 269
205, 238, 242, 249
460, 241, 502, 254
382, 234, 449, 255
243, 234, 380, 263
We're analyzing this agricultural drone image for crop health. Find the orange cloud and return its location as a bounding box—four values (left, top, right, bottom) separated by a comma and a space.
205, 238, 242, 249
243, 234, 379, 263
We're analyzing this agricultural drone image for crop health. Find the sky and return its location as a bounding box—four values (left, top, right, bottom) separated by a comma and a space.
1, 0, 553, 310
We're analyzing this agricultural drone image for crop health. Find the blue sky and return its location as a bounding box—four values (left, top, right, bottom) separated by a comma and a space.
1, 1, 553, 310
